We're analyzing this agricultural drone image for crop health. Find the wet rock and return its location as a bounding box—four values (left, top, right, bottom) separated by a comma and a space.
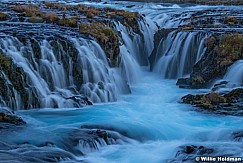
63, 126, 136, 155
0, 108, 26, 125
66, 95, 93, 106
181, 88, 243, 115
224, 88, 243, 103
211, 81, 228, 91
0, 142, 76, 163
170, 145, 214, 162
232, 131, 243, 141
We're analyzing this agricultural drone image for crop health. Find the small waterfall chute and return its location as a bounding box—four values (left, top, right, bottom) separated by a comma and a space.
151, 30, 208, 79
224, 60, 243, 84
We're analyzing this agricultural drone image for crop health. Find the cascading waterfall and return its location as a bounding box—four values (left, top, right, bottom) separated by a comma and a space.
114, 19, 156, 83
224, 60, 243, 84
0, 16, 155, 109
151, 30, 208, 79
136, 17, 158, 59
0, 34, 130, 109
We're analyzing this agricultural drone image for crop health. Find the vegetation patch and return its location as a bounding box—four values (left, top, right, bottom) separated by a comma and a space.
42, 13, 59, 24
104, 8, 139, 32
44, 2, 72, 10
58, 18, 78, 28
13, 4, 43, 17
224, 16, 237, 25
79, 22, 119, 66
0, 53, 12, 73
0, 12, 7, 21
217, 34, 243, 67
29, 16, 44, 23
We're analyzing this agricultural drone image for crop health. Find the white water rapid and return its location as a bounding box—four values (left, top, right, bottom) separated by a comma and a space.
11, 69, 243, 162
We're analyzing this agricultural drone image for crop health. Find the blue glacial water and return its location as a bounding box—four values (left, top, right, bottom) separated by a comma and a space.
8, 68, 243, 162
1, 1, 243, 162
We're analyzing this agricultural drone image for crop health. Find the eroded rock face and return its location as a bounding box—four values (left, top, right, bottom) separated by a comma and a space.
181, 88, 243, 115
177, 34, 243, 89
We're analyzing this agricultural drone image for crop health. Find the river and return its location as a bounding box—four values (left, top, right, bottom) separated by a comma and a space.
1, 0, 243, 162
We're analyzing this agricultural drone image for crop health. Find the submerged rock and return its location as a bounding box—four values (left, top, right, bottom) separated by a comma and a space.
62, 125, 137, 155
0, 142, 76, 163
181, 88, 243, 115
169, 145, 214, 162
0, 108, 26, 125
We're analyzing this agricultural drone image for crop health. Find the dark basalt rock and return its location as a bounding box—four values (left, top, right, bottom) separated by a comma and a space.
232, 131, 243, 141
211, 81, 229, 92
181, 88, 243, 115
0, 108, 26, 125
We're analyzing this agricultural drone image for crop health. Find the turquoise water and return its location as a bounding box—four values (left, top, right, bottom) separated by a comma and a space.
9, 69, 243, 162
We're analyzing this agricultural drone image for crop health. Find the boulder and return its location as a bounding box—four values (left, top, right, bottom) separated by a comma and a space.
170, 145, 214, 162
181, 88, 243, 115
0, 107, 26, 125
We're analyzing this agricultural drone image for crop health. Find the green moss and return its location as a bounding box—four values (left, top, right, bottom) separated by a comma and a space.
58, 18, 77, 28
182, 92, 227, 110
104, 9, 139, 30
0, 12, 7, 21
44, 2, 72, 10
29, 16, 44, 23
0, 53, 12, 73
79, 22, 119, 66
13, 4, 43, 17
225, 16, 237, 25
218, 34, 243, 67
204, 36, 216, 50
79, 22, 118, 44
191, 76, 205, 85
42, 13, 59, 24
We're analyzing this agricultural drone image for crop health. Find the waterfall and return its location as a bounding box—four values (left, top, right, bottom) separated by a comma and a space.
150, 30, 208, 79
137, 17, 158, 57
0, 35, 130, 109
224, 60, 243, 84
113, 19, 156, 83
0, 16, 155, 109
